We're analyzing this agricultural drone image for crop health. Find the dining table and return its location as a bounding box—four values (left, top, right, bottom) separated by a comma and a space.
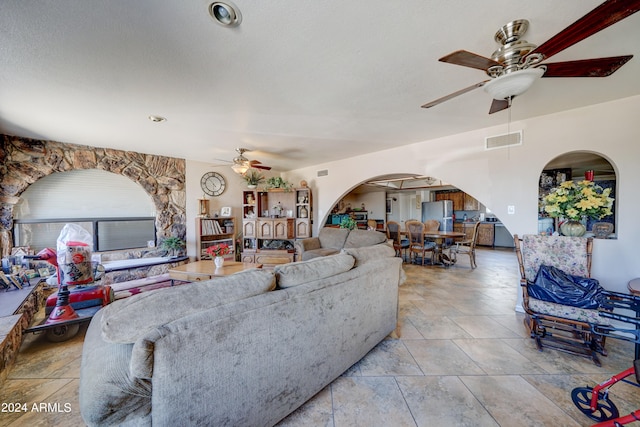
399, 229, 465, 267
422, 230, 466, 266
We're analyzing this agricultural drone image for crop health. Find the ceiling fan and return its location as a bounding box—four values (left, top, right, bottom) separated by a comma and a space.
421, 0, 640, 114
230, 148, 272, 175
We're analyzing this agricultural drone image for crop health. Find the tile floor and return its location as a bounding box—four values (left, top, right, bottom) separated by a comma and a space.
2, 248, 640, 426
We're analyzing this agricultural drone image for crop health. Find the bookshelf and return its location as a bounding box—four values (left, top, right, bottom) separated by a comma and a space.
196, 217, 236, 261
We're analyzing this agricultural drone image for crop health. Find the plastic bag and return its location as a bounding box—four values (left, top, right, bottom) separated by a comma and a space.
57, 223, 94, 286
527, 264, 606, 309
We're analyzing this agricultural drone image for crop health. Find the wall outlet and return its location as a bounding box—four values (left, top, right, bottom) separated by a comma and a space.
507, 205, 515, 215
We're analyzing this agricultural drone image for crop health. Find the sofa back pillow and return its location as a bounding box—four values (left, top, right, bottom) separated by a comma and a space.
275, 253, 355, 288
343, 229, 387, 248
341, 244, 395, 266
318, 227, 350, 249
101, 269, 276, 343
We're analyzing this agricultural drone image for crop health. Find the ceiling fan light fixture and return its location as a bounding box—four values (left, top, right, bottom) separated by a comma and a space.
231, 162, 249, 175
483, 68, 545, 100
209, 1, 241, 27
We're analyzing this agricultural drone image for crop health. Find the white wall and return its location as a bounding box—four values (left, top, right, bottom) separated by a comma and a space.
282, 95, 640, 294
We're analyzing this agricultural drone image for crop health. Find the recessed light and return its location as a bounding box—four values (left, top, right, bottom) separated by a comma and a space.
209, 1, 241, 27
148, 115, 167, 123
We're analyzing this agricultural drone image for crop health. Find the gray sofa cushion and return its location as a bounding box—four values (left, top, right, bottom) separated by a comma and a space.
318, 227, 350, 249
101, 269, 276, 343
341, 244, 395, 266
275, 254, 355, 288
343, 229, 388, 248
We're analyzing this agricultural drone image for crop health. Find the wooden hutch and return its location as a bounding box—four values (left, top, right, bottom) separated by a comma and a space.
241, 187, 312, 266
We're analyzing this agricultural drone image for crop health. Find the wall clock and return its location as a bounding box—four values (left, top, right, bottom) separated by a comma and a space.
200, 172, 226, 196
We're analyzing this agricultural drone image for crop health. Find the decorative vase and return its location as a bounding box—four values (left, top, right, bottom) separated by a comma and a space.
560, 220, 586, 237
214, 256, 224, 268
247, 184, 257, 189
300, 206, 308, 218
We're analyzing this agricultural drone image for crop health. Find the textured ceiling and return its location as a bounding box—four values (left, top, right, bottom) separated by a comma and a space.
1, 1, 638, 171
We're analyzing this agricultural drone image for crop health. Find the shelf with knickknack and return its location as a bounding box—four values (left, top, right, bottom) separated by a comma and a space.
196, 217, 235, 261
241, 185, 312, 266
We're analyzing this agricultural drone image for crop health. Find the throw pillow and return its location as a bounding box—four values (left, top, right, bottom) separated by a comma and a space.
341, 244, 395, 266
275, 254, 355, 288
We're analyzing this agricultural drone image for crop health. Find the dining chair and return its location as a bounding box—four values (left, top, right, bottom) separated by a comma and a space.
386, 221, 409, 261
423, 219, 440, 232
367, 219, 378, 230
406, 220, 435, 266
449, 221, 480, 268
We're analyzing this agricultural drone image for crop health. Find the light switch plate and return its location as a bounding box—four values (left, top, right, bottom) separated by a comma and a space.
507, 205, 515, 215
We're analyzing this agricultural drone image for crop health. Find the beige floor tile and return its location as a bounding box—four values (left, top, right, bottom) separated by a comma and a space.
453, 338, 548, 375
407, 315, 473, 340
396, 376, 499, 427
449, 315, 522, 339
330, 376, 416, 427
404, 339, 485, 376
357, 339, 423, 377
460, 375, 583, 426
277, 386, 334, 427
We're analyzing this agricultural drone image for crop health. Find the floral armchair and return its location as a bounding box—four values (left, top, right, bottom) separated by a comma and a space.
514, 234, 611, 365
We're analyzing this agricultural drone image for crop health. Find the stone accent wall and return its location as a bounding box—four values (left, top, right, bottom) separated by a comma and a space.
0, 134, 186, 257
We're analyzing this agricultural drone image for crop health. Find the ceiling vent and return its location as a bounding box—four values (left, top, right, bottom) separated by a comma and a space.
485, 130, 522, 150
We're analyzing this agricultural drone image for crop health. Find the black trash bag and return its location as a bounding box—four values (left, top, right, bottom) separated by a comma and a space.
527, 265, 607, 309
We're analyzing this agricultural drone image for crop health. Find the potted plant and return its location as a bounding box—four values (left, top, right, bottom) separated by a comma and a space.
339, 216, 357, 230
206, 243, 231, 268
161, 236, 185, 257
242, 169, 265, 189
265, 176, 292, 191
542, 180, 614, 236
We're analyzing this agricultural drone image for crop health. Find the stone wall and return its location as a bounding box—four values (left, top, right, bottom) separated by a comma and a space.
0, 134, 186, 257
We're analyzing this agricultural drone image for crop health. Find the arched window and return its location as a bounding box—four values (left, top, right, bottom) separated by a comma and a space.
13, 169, 156, 252
538, 152, 616, 238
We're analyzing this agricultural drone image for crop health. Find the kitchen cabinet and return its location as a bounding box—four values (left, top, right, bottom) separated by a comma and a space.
477, 223, 495, 247
435, 191, 464, 211
463, 193, 480, 210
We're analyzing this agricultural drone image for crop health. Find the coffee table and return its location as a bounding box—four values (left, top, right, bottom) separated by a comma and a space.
168, 260, 262, 282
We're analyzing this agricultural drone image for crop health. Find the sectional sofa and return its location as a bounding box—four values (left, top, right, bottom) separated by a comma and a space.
79, 244, 402, 426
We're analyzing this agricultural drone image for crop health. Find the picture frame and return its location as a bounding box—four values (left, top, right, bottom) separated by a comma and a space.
386, 199, 392, 215
220, 206, 232, 217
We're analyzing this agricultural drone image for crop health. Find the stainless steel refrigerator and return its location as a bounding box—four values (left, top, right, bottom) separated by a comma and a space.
421, 200, 453, 232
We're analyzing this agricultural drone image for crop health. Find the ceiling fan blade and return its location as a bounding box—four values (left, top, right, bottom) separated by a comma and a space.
421, 80, 489, 109
488, 98, 510, 114
541, 55, 633, 77
528, 0, 640, 61
252, 164, 271, 170
439, 50, 502, 71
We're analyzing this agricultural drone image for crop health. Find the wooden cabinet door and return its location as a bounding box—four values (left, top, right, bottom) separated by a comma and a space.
273, 219, 294, 239
257, 219, 273, 238
477, 224, 495, 246
296, 219, 310, 238
243, 220, 256, 238
463, 194, 480, 210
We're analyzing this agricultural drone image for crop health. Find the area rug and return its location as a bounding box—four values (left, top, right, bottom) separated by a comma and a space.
114, 279, 190, 300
